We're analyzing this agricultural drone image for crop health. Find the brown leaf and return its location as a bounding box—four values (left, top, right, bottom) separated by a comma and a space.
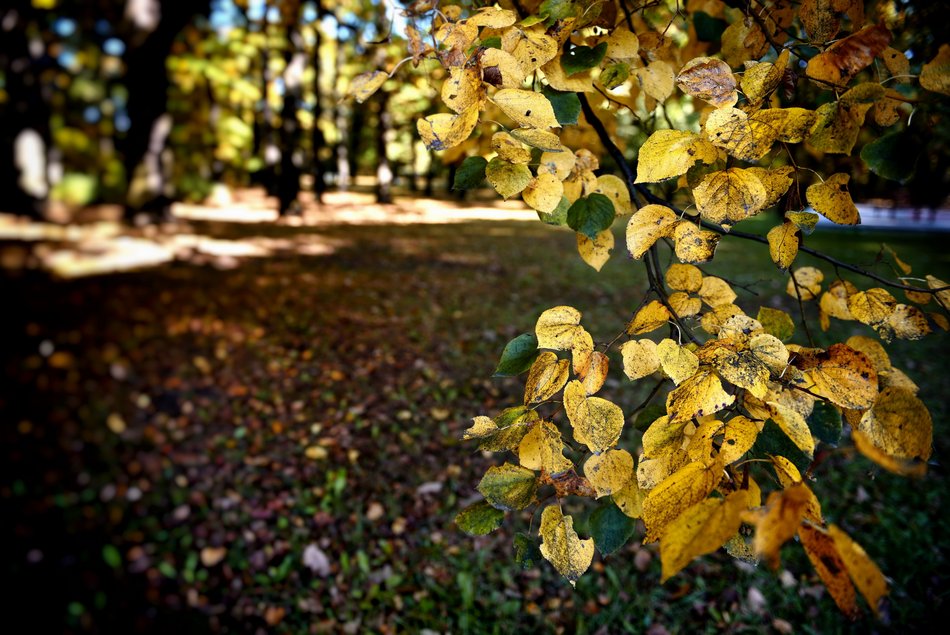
806, 25, 891, 87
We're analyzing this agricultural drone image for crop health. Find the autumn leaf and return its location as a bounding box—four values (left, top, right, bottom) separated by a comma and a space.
349, 70, 388, 103
794, 343, 878, 410
666, 369, 735, 424
704, 108, 779, 161
799, 524, 860, 619
538, 505, 595, 586
577, 230, 614, 272
491, 131, 531, 164
676, 57, 738, 107
417, 104, 480, 151
741, 49, 790, 105
856, 386, 932, 463
593, 175, 632, 216
626, 204, 678, 259
627, 300, 672, 335
828, 524, 889, 617
642, 458, 723, 542
767, 221, 801, 270
523, 173, 565, 213
758, 307, 795, 342
666, 264, 703, 293
442, 65, 485, 113
807, 173, 861, 225
719, 415, 760, 464
699, 276, 737, 308
485, 158, 532, 199
786, 266, 823, 300
481, 47, 527, 88
807, 83, 884, 155
566, 393, 626, 453
920, 44, 950, 95
672, 221, 720, 263
805, 24, 891, 87
535, 305, 582, 350
620, 339, 660, 380
477, 463, 538, 511
752, 483, 811, 569
657, 338, 699, 385
523, 351, 570, 404
634, 130, 719, 183
693, 168, 768, 229
519, 420, 574, 474
584, 449, 635, 498
493, 88, 560, 129
659, 491, 747, 582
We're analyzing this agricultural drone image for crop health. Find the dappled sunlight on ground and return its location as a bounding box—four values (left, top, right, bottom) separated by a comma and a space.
0, 190, 535, 278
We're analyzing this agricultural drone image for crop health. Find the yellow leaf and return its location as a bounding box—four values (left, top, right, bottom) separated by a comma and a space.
852, 429, 926, 477
417, 105, 479, 151
571, 328, 594, 375
626, 204, 678, 258
519, 420, 574, 474
920, 44, 950, 95
666, 369, 735, 424
884, 304, 931, 340
847, 288, 897, 327
522, 173, 565, 214
524, 351, 570, 404
752, 484, 811, 569
820, 279, 857, 321
462, 415, 497, 440
881, 47, 910, 83
749, 333, 789, 373
536, 305, 582, 350
807, 173, 860, 225
698, 276, 736, 308
510, 127, 565, 152
567, 393, 626, 453
538, 505, 595, 586
799, 524, 860, 620
538, 149, 575, 180
720, 415, 759, 464
641, 415, 689, 459
716, 314, 764, 343
620, 339, 660, 380
857, 386, 932, 462
657, 338, 699, 385
700, 303, 744, 335
606, 28, 639, 59
469, 6, 517, 28
540, 56, 594, 92
491, 131, 531, 164
480, 48, 527, 89
751, 107, 819, 143
442, 65, 484, 114
828, 524, 889, 617
659, 492, 747, 581
672, 221, 721, 263
745, 168, 793, 212
666, 264, 703, 293
786, 266, 823, 300
796, 343, 879, 410
693, 168, 769, 229
740, 49, 789, 104
635, 60, 676, 102
669, 292, 703, 318
926, 274, 950, 310
578, 350, 609, 396
613, 475, 645, 518
800, 0, 841, 42
704, 107, 779, 161
708, 344, 770, 400
845, 335, 890, 372
676, 57, 738, 107
805, 24, 891, 87
642, 459, 723, 542
721, 16, 768, 68
485, 158, 532, 199
637, 450, 690, 491
635, 130, 719, 183
768, 400, 816, 456
807, 84, 883, 155
584, 449, 635, 498
593, 174, 632, 216
511, 28, 559, 75
627, 300, 672, 335
767, 221, 801, 270
349, 70, 388, 103
493, 88, 560, 129
577, 229, 615, 272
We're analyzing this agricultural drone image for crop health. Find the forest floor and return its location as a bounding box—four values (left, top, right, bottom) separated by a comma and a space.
1, 191, 949, 634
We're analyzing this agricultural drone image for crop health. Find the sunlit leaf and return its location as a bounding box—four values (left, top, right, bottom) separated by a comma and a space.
519, 420, 574, 474
693, 168, 769, 229
752, 483, 811, 569
584, 449, 635, 498
627, 300, 672, 335
642, 458, 723, 542
805, 24, 891, 86
456, 501, 505, 536
477, 463, 538, 511
676, 57, 738, 107
807, 173, 861, 225
485, 157, 533, 199
538, 505, 594, 586
493, 88, 560, 129
523, 351, 570, 404
659, 491, 747, 581
666, 369, 735, 424
635, 130, 719, 183
535, 305, 582, 350
620, 339, 660, 380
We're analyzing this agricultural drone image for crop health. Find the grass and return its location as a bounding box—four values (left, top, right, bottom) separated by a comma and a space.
1, 212, 947, 633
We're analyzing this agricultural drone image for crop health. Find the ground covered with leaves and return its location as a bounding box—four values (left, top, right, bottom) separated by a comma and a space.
1, 213, 948, 634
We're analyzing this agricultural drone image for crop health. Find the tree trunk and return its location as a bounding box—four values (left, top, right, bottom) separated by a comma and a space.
310, 3, 326, 203
0, 2, 51, 218
121, 0, 207, 220
277, 17, 305, 215
332, 19, 351, 191
375, 91, 393, 204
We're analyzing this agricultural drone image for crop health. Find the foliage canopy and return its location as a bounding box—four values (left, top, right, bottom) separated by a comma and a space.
351, 0, 950, 621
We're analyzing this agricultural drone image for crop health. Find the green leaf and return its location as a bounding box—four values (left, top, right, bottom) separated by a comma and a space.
539, 0, 581, 22
102, 544, 122, 569
479, 407, 538, 451
542, 87, 581, 126
808, 400, 843, 446
481, 36, 502, 49
634, 403, 666, 432
860, 130, 918, 183
513, 532, 540, 569
600, 63, 630, 90
567, 193, 616, 240
477, 462, 538, 510
757, 306, 795, 342
562, 42, 608, 76
589, 503, 637, 556
749, 419, 812, 474
493, 333, 541, 376
453, 156, 488, 190
538, 195, 570, 226
456, 501, 506, 536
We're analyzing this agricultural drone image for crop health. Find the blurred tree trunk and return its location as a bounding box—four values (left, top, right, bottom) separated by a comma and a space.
254, 4, 278, 195
121, 0, 208, 220
310, 2, 326, 203
0, 2, 51, 218
333, 22, 351, 191
277, 5, 304, 215
375, 91, 393, 204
